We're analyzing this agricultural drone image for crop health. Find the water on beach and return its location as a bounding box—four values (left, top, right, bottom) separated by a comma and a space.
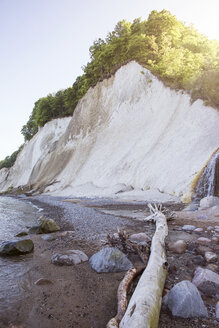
0, 196, 40, 324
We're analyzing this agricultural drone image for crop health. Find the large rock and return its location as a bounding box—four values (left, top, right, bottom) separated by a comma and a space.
199, 196, 219, 209
0, 239, 34, 256
163, 280, 208, 318
89, 247, 132, 273
192, 267, 219, 297
51, 250, 88, 265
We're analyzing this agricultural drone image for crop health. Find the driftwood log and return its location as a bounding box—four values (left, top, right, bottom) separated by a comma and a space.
106, 266, 145, 328
119, 204, 168, 327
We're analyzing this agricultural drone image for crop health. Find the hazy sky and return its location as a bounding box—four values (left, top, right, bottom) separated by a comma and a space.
0, 0, 219, 160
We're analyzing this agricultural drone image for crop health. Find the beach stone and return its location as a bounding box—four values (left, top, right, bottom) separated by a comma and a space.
196, 237, 211, 245
192, 255, 205, 266
196, 245, 212, 256
34, 278, 53, 285
216, 301, 219, 319
0, 239, 34, 256
51, 250, 88, 266
168, 240, 187, 254
28, 225, 42, 234
207, 226, 214, 231
194, 228, 203, 233
41, 234, 56, 241
183, 204, 199, 211
39, 217, 60, 233
29, 218, 60, 234
15, 231, 28, 237
182, 225, 196, 231
187, 242, 196, 252
163, 280, 208, 318
89, 247, 132, 273
129, 232, 151, 244
204, 251, 217, 263
207, 264, 218, 273
192, 267, 219, 297
199, 196, 219, 209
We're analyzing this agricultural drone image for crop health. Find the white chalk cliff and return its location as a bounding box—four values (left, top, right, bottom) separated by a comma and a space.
1, 61, 219, 202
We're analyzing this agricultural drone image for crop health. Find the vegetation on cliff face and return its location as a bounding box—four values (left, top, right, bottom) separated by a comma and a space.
1, 10, 218, 168
0, 145, 23, 170
21, 10, 219, 142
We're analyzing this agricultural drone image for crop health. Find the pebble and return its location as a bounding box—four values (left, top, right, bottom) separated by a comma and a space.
182, 225, 196, 231
196, 245, 212, 256
168, 240, 187, 254
204, 251, 217, 263
206, 264, 218, 273
194, 228, 203, 234
41, 234, 56, 241
192, 255, 205, 266
196, 237, 212, 245
207, 226, 213, 231
34, 278, 54, 285
15, 231, 28, 237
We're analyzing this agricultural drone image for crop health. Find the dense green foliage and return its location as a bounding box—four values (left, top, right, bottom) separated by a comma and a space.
20, 10, 219, 142
0, 145, 23, 170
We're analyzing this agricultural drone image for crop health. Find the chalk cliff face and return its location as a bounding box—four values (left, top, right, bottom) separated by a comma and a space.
1, 62, 219, 202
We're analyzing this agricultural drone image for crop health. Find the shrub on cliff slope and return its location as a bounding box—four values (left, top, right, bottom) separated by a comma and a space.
21, 10, 219, 141
0, 145, 23, 169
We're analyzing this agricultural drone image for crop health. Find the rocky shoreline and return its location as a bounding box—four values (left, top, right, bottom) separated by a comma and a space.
0, 195, 218, 327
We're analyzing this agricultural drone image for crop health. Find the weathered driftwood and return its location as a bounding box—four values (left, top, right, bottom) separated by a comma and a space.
106, 266, 145, 328
119, 204, 168, 328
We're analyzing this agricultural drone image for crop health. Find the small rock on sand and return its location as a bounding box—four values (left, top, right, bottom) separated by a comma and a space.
168, 240, 187, 254
15, 231, 28, 237
194, 228, 203, 233
182, 225, 196, 231
204, 251, 217, 263
51, 250, 88, 266
34, 278, 54, 285
196, 237, 212, 245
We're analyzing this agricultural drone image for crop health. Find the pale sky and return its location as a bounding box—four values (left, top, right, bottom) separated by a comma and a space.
0, 0, 219, 161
